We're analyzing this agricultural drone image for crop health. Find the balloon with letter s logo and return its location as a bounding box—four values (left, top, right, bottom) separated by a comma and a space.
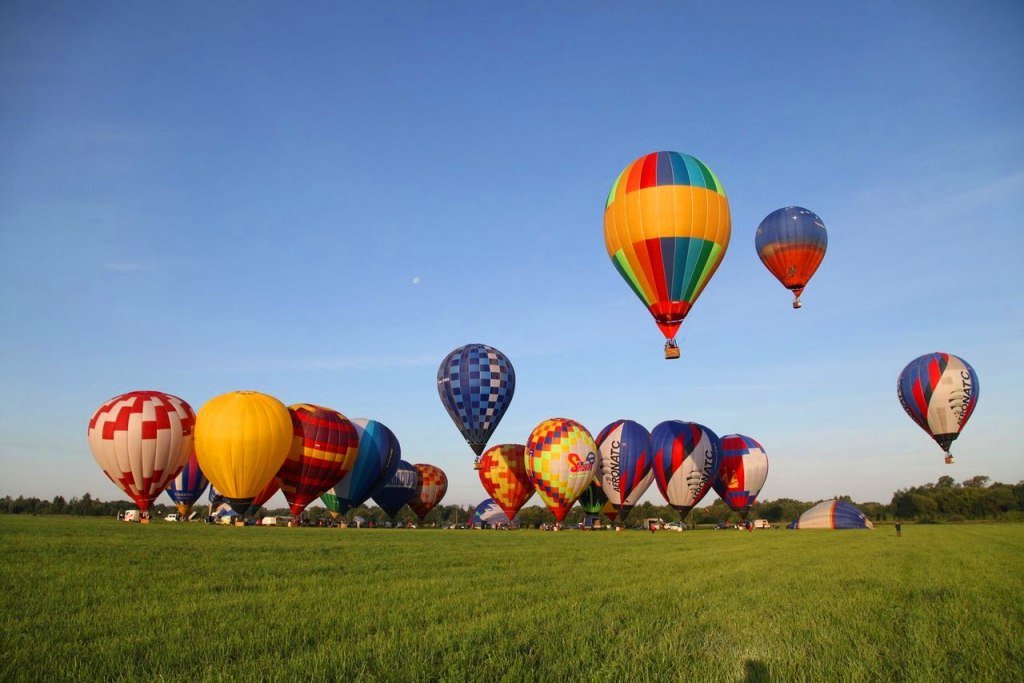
525, 418, 597, 522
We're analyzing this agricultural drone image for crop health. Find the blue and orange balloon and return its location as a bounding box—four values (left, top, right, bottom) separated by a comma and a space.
755, 206, 827, 309
604, 151, 731, 358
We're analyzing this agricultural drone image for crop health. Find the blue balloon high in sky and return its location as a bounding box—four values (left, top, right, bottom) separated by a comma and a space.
437, 343, 516, 468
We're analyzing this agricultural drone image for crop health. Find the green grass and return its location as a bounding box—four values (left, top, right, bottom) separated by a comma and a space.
1, 517, 1022, 682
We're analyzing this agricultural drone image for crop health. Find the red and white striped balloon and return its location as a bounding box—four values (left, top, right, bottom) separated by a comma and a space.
87, 391, 195, 515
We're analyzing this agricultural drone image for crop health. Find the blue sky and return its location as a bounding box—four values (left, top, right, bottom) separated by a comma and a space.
1, 1, 1022, 508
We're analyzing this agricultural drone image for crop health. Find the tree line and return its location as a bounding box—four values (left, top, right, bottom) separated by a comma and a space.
2, 475, 1022, 525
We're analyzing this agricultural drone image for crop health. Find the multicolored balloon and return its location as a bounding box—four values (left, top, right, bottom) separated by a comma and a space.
194, 391, 293, 514
437, 343, 515, 467
87, 391, 195, 519
166, 451, 208, 519
712, 435, 768, 518
604, 151, 731, 358
525, 418, 598, 523
577, 479, 608, 515
371, 460, 421, 519
755, 206, 827, 309
898, 352, 980, 464
595, 419, 653, 522
478, 444, 533, 521
408, 464, 448, 521
327, 419, 401, 516
472, 498, 511, 527
275, 404, 360, 519
651, 421, 722, 519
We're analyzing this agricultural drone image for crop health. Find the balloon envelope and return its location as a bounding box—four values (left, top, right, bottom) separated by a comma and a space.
651, 421, 722, 519
897, 352, 979, 464
329, 419, 401, 515
276, 404, 360, 518
478, 444, 533, 521
755, 206, 827, 307
525, 418, 598, 522
87, 391, 195, 514
408, 464, 448, 521
472, 498, 511, 527
595, 420, 653, 520
577, 479, 607, 515
166, 451, 208, 518
371, 460, 421, 519
792, 500, 873, 529
437, 343, 515, 460
712, 434, 769, 517
604, 151, 731, 346
194, 391, 293, 514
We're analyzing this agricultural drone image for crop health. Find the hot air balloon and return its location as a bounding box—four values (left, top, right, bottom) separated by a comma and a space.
755, 206, 828, 309
577, 479, 608, 515
437, 343, 515, 468
595, 419, 653, 522
244, 479, 280, 518
320, 492, 342, 519
371, 460, 421, 519
712, 434, 769, 519
525, 418, 597, 523
604, 151, 731, 359
790, 500, 873, 529
87, 391, 195, 522
326, 419, 401, 516
898, 352, 979, 464
166, 451, 208, 519
194, 391, 293, 514
472, 498, 511, 527
478, 444, 533, 522
275, 404, 360, 520
408, 464, 448, 521
651, 421, 722, 520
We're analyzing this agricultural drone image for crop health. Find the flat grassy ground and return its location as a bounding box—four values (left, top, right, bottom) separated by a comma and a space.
1, 517, 1022, 682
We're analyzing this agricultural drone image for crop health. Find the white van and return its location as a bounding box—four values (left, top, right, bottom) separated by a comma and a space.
164, 514, 179, 522
752, 519, 772, 529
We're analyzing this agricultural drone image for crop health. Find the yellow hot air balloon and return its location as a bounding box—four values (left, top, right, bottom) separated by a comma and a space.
194, 390, 293, 514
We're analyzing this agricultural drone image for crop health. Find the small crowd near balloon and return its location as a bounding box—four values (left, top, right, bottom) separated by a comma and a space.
87, 151, 981, 524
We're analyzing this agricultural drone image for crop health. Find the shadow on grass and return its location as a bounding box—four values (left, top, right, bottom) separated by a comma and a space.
742, 659, 769, 683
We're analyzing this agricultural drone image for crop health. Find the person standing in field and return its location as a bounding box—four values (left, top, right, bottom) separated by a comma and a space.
895, 520, 902, 537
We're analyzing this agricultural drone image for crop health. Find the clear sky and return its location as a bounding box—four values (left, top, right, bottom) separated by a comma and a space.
1, 1, 1022, 509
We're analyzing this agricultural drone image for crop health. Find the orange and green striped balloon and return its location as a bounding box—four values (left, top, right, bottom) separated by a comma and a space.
604, 151, 731, 350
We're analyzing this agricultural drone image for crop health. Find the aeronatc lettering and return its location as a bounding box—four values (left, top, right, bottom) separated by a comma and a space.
608, 439, 621, 490
949, 370, 974, 425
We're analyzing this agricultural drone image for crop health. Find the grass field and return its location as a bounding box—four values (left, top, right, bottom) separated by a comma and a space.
1, 517, 1022, 682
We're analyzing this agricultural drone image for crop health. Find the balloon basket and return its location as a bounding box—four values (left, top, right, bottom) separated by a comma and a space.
944, 454, 955, 465
664, 341, 680, 360
234, 520, 245, 527
792, 298, 802, 309
140, 517, 150, 525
